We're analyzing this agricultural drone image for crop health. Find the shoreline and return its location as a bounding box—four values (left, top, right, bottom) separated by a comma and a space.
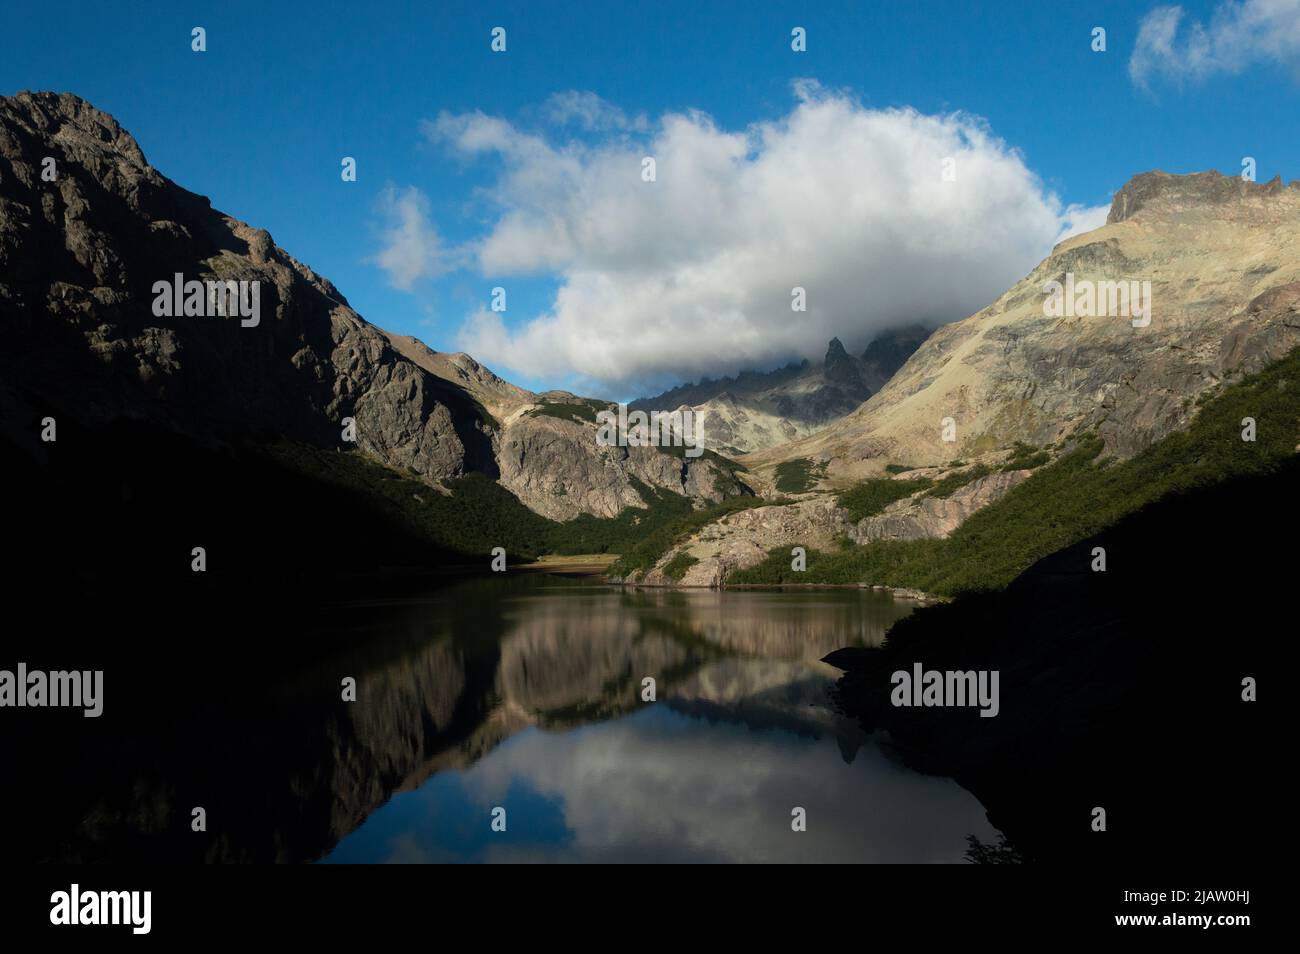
606, 576, 943, 604
516, 554, 620, 576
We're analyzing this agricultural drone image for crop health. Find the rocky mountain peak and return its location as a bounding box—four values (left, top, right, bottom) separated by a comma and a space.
1106, 169, 1298, 224
824, 337, 850, 364
629, 328, 928, 454
3, 91, 150, 166
822, 336, 866, 391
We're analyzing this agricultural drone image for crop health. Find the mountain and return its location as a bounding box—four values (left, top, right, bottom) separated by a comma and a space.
0, 92, 497, 478
0, 90, 744, 558
632, 327, 929, 454
615, 171, 1300, 586
383, 335, 534, 421
747, 171, 1300, 485
383, 333, 748, 519
7, 89, 1296, 599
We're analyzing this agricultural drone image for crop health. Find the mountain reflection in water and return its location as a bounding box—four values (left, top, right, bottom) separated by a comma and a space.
3, 575, 999, 863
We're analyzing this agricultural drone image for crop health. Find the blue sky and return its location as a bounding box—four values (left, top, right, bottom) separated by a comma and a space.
4, 0, 1299, 396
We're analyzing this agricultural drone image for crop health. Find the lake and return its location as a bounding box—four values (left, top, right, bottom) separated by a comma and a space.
315, 574, 1000, 863
1, 573, 999, 863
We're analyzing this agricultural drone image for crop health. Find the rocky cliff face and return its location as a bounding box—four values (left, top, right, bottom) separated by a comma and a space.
0, 91, 500, 480
748, 171, 1300, 483
386, 335, 747, 519
494, 408, 743, 520
0, 92, 742, 522
383, 333, 535, 422
632, 496, 861, 587
633, 329, 929, 454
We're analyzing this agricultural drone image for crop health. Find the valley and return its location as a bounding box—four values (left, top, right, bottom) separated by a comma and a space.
8, 92, 1295, 604
0, 87, 1291, 871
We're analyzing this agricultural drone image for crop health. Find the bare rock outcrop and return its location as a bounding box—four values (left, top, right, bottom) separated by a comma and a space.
629, 496, 858, 586
856, 470, 1030, 542
495, 407, 746, 521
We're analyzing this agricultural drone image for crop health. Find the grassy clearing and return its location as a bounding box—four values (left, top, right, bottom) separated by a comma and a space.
834, 463, 994, 521
773, 457, 826, 492
527, 401, 603, 424
835, 477, 933, 521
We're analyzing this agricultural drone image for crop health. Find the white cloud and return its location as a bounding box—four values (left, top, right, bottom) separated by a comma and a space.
1055, 202, 1113, 244
543, 90, 648, 132
1130, 0, 1300, 88
371, 186, 446, 290
455, 704, 995, 863
418, 85, 1107, 392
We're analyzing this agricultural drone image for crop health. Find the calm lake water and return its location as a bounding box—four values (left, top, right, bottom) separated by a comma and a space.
314, 574, 999, 863
3, 573, 999, 863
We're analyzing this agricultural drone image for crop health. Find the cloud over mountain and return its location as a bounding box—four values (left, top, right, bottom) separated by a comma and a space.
402, 83, 1107, 391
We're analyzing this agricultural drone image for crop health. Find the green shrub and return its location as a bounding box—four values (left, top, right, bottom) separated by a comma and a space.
928, 463, 992, 498
662, 550, 699, 581
1002, 441, 1051, 471
774, 457, 823, 492
836, 477, 932, 521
